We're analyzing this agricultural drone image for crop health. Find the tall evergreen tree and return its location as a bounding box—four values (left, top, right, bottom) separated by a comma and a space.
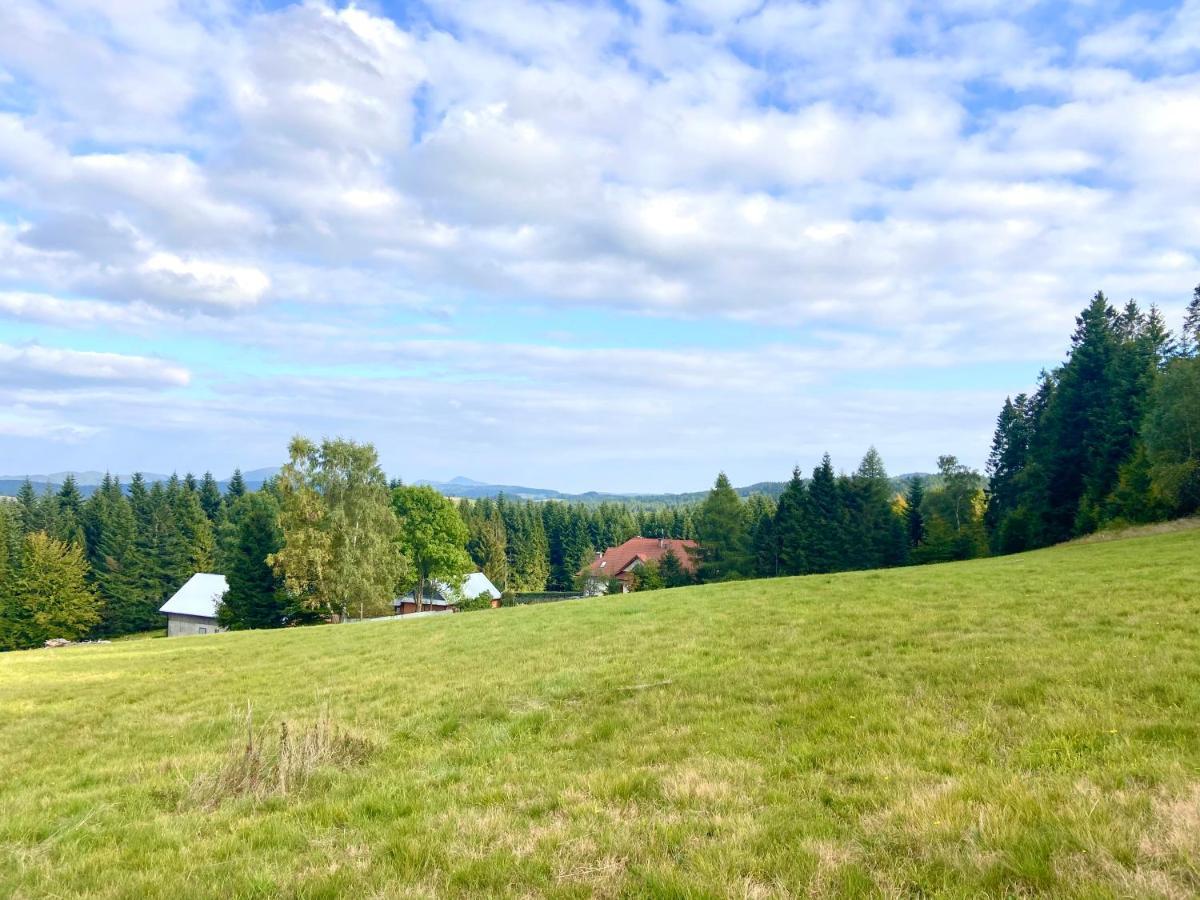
774, 467, 808, 576
748, 494, 779, 578
217, 491, 288, 630
805, 454, 845, 573
1183, 283, 1200, 357
198, 472, 224, 522
694, 472, 750, 581
905, 476, 925, 553
984, 395, 1032, 548
82, 476, 139, 637
54, 475, 86, 548
226, 469, 247, 500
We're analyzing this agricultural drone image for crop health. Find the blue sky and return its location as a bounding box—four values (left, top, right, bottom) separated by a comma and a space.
1, 0, 1198, 492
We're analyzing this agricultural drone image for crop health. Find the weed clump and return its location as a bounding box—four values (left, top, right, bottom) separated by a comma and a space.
190, 704, 372, 808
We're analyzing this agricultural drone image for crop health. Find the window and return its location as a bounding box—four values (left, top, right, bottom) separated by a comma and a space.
198, 626, 207, 634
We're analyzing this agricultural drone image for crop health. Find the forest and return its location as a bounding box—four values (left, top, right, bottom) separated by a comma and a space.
1, 287, 1197, 651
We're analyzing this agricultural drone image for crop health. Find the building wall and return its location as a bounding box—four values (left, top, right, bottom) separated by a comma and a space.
395, 600, 454, 615
166, 613, 223, 637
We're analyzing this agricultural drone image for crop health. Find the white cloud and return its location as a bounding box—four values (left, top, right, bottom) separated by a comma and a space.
0, 342, 191, 387
0, 291, 169, 328
132, 253, 270, 311
1, 0, 1199, 484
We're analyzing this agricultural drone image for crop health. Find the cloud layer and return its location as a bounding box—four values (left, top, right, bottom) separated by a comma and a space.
1, 0, 1198, 489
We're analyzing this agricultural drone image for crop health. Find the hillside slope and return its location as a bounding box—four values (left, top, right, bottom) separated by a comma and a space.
2, 529, 1199, 897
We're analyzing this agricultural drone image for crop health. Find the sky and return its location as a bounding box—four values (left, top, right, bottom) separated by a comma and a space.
0, 0, 1198, 492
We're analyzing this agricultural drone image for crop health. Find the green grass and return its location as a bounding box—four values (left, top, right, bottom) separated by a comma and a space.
2, 528, 1200, 898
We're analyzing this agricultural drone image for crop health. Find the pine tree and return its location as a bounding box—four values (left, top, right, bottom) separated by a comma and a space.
16, 478, 38, 536
1031, 293, 1123, 541
658, 548, 692, 587
774, 467, 808, 575
82, 476, 139, 637
227, 469, 247, 500
847, 447, 904, 569
54, 475, 86, 549
748, 495, 779, 578
905, 476, 925, 553
805, 455, 845, 573
217, 492, 288, 629
694, 472, 750, 581
1183, 283, 1200, 357
198, 472, 223, 522
984, 395, 1032, 547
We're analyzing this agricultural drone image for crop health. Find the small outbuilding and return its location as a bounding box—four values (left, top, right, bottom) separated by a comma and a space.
159, 573, 228, 637
394, 571, 502, 615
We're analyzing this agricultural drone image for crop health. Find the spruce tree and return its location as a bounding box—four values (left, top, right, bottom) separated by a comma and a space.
217, 492, 287, 629
198, 472, 223, 522
1183, 283, 1200, 357
774, 467, 809, 575
82, 476, 138, 637
905, 476, 925, 553
658, 548, 692, 587
748, 494, 779, 578
805, 455, 845, 573
984, 395, 1031, 547
694, 472, 750, 581
227, 469, 247, 500
54, 475, 86, 549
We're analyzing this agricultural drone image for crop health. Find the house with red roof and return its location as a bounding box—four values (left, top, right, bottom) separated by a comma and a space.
582, 536, 699, 593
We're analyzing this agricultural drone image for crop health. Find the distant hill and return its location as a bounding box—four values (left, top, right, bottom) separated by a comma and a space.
2, 468, 933, 504
413, 476, 791, 505
0, 467, 280, 498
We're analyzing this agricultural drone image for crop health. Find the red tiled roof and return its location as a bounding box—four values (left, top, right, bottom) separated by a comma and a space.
585, 537, 699, 579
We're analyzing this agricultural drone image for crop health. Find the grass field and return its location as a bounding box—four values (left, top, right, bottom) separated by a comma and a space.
2, 527, 1199, 898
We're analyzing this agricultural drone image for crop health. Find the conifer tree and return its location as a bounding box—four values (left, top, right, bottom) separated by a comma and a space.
694, 472, 750, 581
226, 469, 247, 500
1183, 283, 1200, 357
773, 466, 808, 575
905, 476, 925, 552
748, 494, 779, 578
198, 472, 223, 522
805, 454, 845, 573
54, 475, 86, 549
217, 491, 288, 629
984, 395, 1032, 547
658, 548, 692, 587
82, 476, 139, 636
16, 478, 38, 536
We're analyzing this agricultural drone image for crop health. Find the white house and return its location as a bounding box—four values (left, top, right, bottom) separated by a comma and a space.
393, 571, 502, 615
159, 573, 228, 637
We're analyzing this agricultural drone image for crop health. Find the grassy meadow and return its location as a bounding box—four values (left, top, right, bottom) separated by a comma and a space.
2, 526, 1199, 898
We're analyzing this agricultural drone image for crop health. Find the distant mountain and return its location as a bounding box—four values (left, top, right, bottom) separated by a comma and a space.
0, 467, 280, 498
2, 468, 934, 503
415, 476, 791, 505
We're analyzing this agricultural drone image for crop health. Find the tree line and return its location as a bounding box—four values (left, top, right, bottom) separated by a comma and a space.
2, 284, 1196, 648
985, 287, 1200, 550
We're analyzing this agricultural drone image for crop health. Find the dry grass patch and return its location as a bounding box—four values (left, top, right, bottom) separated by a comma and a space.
187, 705, 373, 809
